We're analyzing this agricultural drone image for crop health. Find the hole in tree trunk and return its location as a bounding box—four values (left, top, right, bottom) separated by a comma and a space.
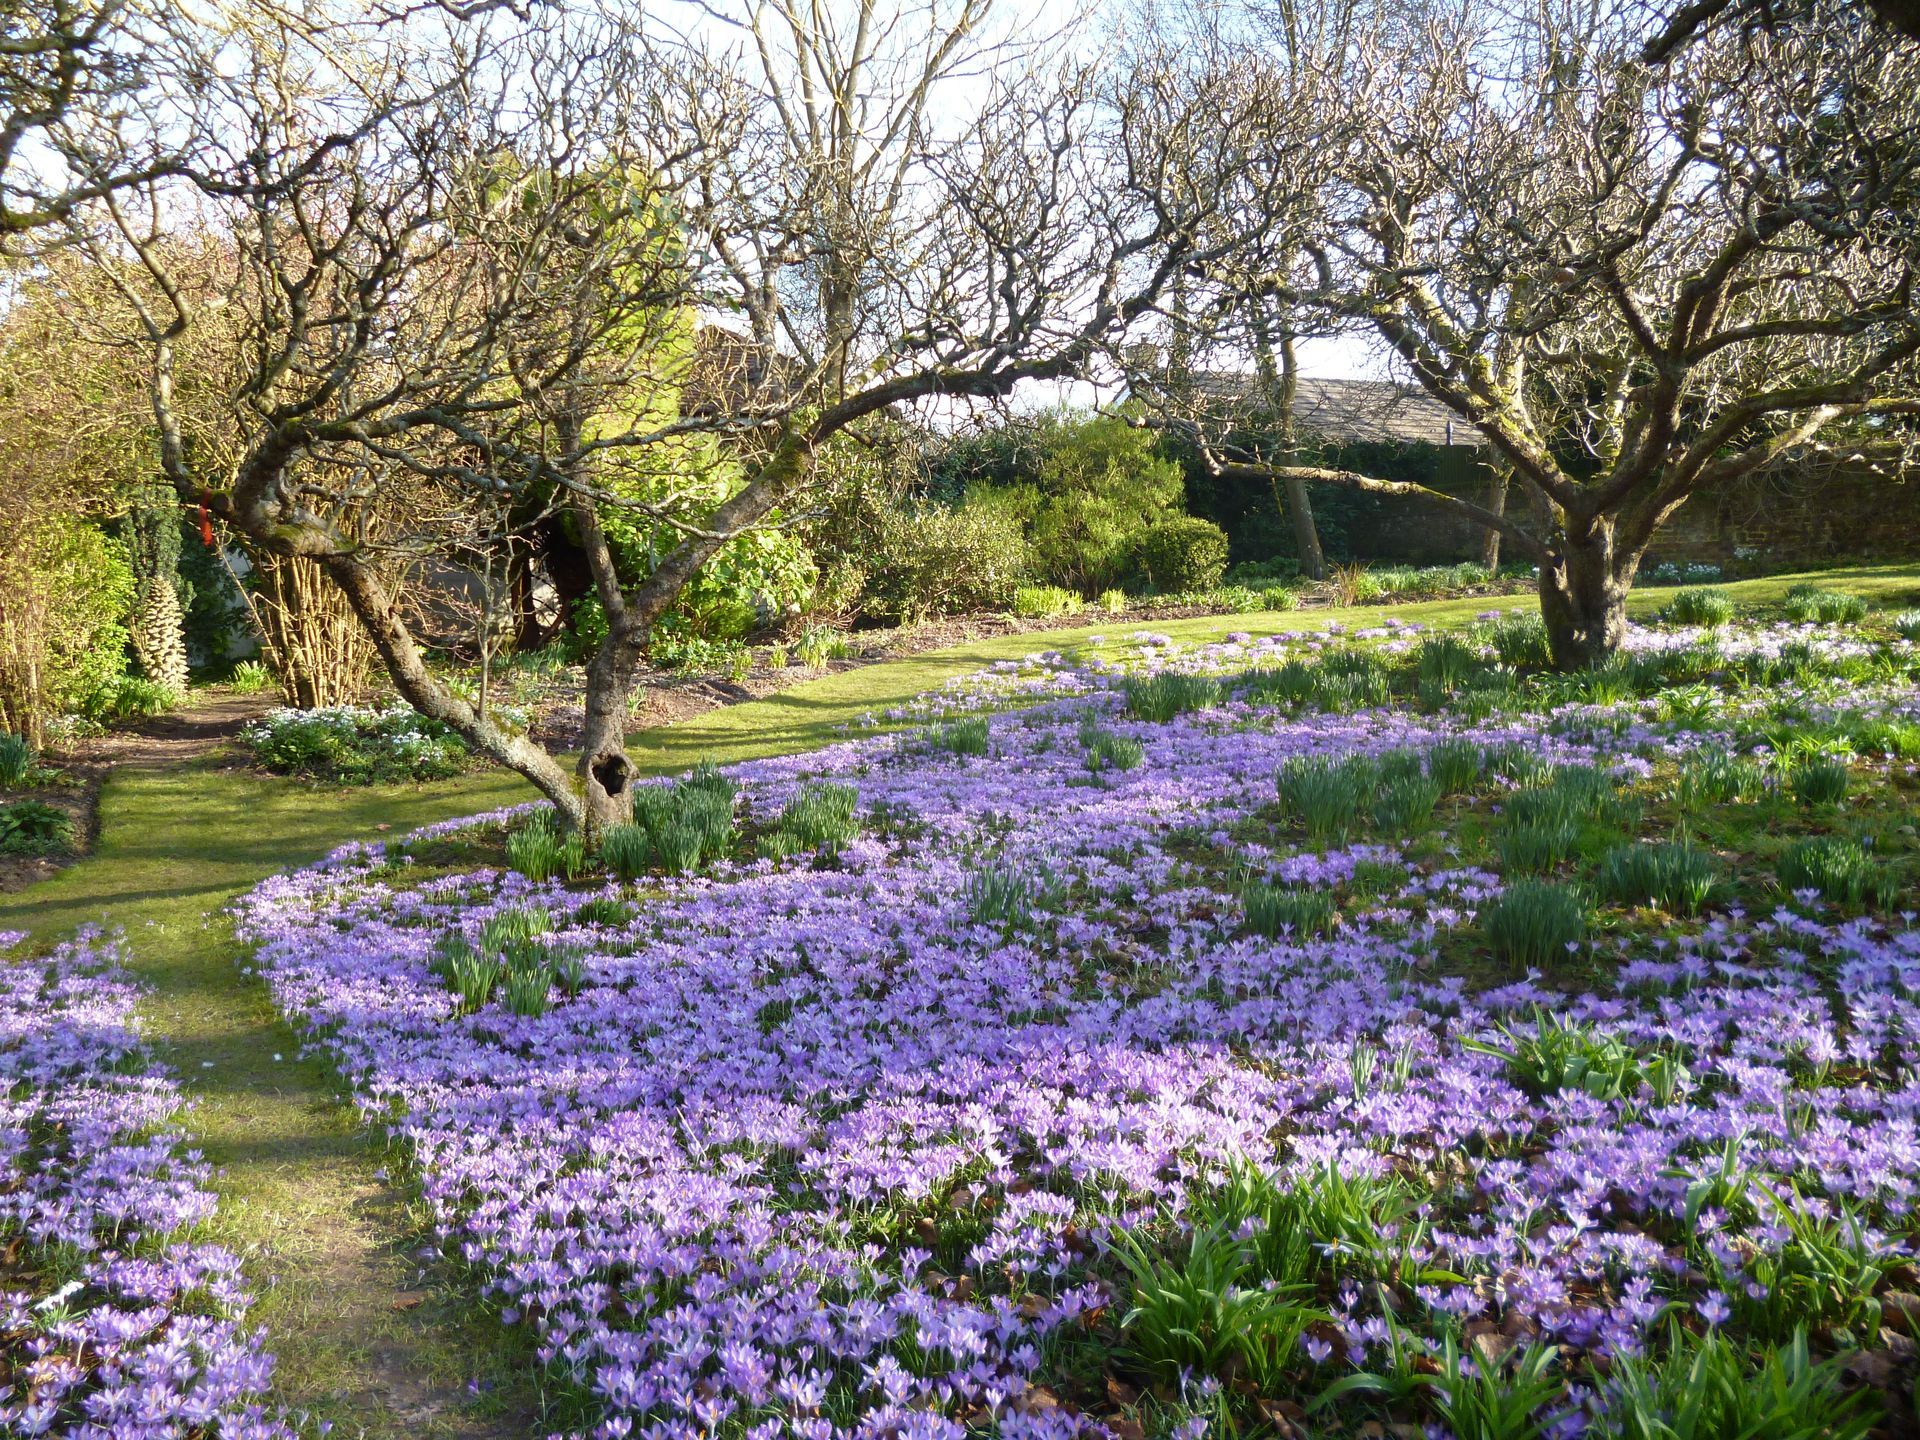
590, 751, 633, 797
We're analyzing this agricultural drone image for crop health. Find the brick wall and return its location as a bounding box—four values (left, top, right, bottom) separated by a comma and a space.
1339, 453, 1920, 570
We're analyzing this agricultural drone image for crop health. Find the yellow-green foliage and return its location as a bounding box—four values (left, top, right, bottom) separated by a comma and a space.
0, 515, 134, 743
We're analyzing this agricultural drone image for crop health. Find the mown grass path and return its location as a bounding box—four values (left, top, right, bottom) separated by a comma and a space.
3, 562, 1915, 1438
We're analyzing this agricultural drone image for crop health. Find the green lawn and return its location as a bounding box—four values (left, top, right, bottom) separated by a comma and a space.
3, 559, 1915, 1439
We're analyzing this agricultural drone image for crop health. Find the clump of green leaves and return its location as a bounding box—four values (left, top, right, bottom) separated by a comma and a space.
446, 948, 504, 1014
1783, 584, 1868, 624
1194, 1158, 1433, 1289
1787, 753, 1849, 807
504, 814, 569, 882
1275, 754, 1374, 842
1663, 588, 1736, 627
1011, 584, 1082, 619
1415, 633, 1483, 692
965, 860, 1066, 931
629, 769, 739, 873
793, 625, 854, 668
1482, 880, 1586, 968
1597, 841, 1717, 915
1499, 821, 1580, 874
479, 906, 550, 950
0, 798, 72, 855
1483, 741, 1554, 787
1238, 659, 1317, 707
1467, 1006, 1689, 1105
1416, 1336, 1564, 1440
1599, 1326, 1880, 1440
765, 781, 860, 859
227, 659, 275, 694
1109, 1220, 1322, 1392
1426, 738, 1486, 794
1892, 610, 1920, 642
1777, 835, 1892, 907
1078, 718, 1144, 773
1372, 772, 1441, 835
1242, 883, 1339, 939
572, 895, 632, 928
0, 733, 32, 788
1714, 1195, 1888, 1345
599, 823, 653, 881
501, 962, 554, 1019
928, 716, 991, 757
1675, 750, 1767, 807
1483, 613, 1552, 668
1123, 671, 1221, 722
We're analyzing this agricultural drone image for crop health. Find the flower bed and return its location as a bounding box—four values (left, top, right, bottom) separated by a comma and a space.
241, 705, 478, 784
238, 608, 1920, 1440
0, 929, 295, 1438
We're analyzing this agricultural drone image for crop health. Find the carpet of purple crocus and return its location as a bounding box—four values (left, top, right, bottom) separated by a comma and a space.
234, 615, 1920, 1440
0, 929, 295, 1439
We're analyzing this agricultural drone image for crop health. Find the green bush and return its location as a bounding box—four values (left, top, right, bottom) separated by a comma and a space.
857, 499, 1033, 621
1483, 880, 1587, 968
1224, 557, 1300, 586
1011, 584, 1082, 619
943, 411, 1187, 595
80, 675, 179, 724
0, 516, 135, 744
1097, 588, 1128, 614
0, 798, 75, 856
1135, 516, 1230, 594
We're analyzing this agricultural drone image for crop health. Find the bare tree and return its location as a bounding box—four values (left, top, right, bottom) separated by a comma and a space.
87, 1, 1262, 833
0, 0, 204, 239
1149, 0, 1920, 666
1642, 0, 1919, 61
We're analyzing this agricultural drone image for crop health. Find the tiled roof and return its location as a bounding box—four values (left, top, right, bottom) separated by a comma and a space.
1189, 372, 1488, 449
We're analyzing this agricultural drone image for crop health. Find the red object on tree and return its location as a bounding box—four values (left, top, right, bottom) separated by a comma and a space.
198, 491, 215, 548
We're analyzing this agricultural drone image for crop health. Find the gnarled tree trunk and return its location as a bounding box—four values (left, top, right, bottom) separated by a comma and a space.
1538, 517, 1635, 669
577, 633, 638, 838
